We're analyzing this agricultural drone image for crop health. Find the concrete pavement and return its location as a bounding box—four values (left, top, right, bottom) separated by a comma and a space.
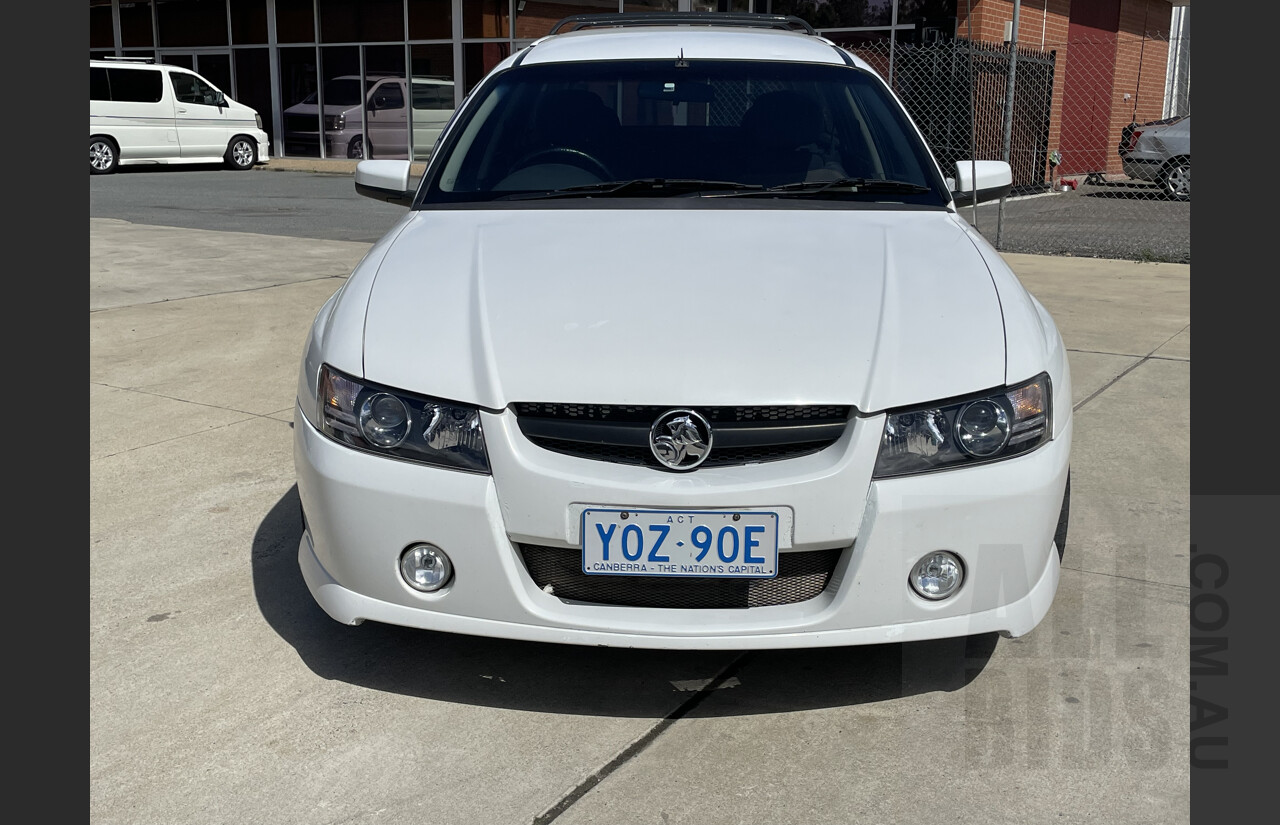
89, 213, 1190, 825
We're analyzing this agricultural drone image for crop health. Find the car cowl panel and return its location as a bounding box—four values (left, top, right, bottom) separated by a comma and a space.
352, 209, 1007, 413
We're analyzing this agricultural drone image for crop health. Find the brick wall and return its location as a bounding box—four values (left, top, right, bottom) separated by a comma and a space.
957, 0, 1071, 48
956, 0, 1173, 179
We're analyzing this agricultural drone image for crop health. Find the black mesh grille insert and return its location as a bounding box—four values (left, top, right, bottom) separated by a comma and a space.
512, 404, 852, 470
513, 404, 851, 422
518, 545, 843, 609
525, 437, 835, 467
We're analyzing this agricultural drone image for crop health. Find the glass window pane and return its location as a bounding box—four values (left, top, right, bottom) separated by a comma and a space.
362, 45, 409, 159
520, 2, 619, 39
91, 0, 115, 49
424, 59, 943, 199
318, 45, 361, 157
197, 53, 233, 94
463, 1, 510, 39
411, 43, 455, 160
234, 48, 274, 145
463, 41, 511, 95
106, 67, 164, 103
623, 2, 677, 10
280, 46, 321, 156
161, 54, 195, 70
90, 66, 111, 101
120, 0, 155, 48
156, 0, 229, 47
372, 80, 405, 109
408, 0, 452, 40
364, 43, 406, 77
770, 0, 898, 28
319, 0, 404, 43
275, 0, 316, 43
229, 0, 268, 44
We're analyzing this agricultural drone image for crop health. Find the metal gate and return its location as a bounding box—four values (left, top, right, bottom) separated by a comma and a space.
854, 38, 1057, 194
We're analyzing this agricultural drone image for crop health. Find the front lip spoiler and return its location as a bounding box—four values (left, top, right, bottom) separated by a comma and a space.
297, 528, 1062, 650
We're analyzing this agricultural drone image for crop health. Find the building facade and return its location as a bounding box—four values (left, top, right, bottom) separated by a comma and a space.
89, 0, 1187, 178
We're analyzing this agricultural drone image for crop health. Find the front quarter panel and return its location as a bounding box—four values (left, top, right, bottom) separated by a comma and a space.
962, 223, 1071, 439
296, 214, 417, 420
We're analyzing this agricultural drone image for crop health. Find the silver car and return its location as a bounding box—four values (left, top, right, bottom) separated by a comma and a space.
1120, 115, 1190, 201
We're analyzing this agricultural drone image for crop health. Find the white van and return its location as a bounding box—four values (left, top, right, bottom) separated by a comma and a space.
282, 75, 454, 160
90, 58, 270, 174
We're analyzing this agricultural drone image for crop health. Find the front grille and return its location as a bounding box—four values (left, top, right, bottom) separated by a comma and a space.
518, 544, 843, 609
513, 404, 851, 469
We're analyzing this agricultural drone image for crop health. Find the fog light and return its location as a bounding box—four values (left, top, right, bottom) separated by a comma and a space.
400, 543, 452, 592
909, 551, 964, 600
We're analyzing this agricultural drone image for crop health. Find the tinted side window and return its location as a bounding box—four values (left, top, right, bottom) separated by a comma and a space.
413, 85, 452, 110
105, 68, 164, 103
90, 67, 110, 101
171, 72, 221, 105
373, 82, 404, 110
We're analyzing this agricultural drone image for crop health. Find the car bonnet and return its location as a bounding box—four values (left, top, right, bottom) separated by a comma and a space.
353, 207, 1006, 413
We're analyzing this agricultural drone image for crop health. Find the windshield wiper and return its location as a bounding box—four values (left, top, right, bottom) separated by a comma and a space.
711, 177, 933, 198
497, 178, 765, 200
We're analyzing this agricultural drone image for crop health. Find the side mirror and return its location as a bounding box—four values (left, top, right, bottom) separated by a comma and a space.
214, 91, 226, 108
950, 160, 1013, 206
354, 160, 415, 207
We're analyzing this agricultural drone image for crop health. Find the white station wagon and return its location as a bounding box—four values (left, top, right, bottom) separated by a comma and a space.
294, 12, 1073, 650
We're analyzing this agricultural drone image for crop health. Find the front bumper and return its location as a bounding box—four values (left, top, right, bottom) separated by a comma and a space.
295, 406, 1070, 650
252, 129, 271, 164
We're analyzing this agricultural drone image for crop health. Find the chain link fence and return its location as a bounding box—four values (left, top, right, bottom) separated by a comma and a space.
834, 33, 1190, 263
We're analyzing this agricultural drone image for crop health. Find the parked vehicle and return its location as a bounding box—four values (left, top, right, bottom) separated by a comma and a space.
283, 75, 455, 160
89, 58, 269, 174
294, 12, 1071, 650
1120, 115, 1190, 200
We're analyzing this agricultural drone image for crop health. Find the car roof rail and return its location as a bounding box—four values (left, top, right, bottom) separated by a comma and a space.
549, 12, 817, 36
95, 55, 156, 63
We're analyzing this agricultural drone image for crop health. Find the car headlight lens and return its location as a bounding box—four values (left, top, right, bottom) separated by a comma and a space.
955, 400, 1009, 457
318, 365, 489, 473
255, 113, 263, 130
359, 393, 411, 448
325, 114, 345, 131
873, 373, 1051, 478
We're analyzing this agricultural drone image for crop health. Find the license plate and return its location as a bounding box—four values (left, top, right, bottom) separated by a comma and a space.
581, 508, 779, 578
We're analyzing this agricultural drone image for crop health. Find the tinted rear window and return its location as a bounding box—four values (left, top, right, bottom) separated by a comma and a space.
92, 67, 164, 103
90, 67, 110, 101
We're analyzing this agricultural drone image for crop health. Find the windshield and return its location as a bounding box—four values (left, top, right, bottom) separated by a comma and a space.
301, 78, 375, 106
422, 59, 948, 206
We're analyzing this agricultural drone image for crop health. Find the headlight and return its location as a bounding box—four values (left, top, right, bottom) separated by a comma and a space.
873, 373, 1051, 478
255, 113, 263, 130
324, 114, 346, 131
318, 365, 489, 473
